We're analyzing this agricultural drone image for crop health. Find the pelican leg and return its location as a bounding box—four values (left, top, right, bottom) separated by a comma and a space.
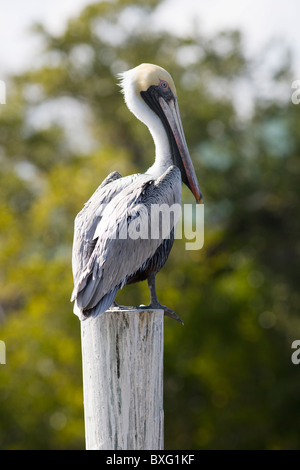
147, 274, 160, 306
141, 274, 184, 325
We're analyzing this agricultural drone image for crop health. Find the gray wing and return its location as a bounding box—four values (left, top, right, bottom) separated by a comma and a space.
72, 170, 135, 283
72, 165, 182, 320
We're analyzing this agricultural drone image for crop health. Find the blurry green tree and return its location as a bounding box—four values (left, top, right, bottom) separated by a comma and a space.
0, 0, 300, 449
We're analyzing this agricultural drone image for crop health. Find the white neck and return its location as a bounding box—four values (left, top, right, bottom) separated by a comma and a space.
120, 69, 173, 178
145, 119, 173, 178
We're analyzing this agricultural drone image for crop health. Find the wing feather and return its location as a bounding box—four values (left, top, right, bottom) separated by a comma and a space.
72, 171, 138, 283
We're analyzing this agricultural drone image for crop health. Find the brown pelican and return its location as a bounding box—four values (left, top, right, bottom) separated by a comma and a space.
71, 63, 202, 323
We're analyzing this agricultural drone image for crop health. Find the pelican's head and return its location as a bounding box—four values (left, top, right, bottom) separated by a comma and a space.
119, 63, 202, 203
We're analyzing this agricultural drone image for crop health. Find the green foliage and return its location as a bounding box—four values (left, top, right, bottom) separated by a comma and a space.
1, 0, 299, 449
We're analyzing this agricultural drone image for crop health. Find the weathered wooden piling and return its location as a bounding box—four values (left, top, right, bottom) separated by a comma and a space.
81, 308, 164, 450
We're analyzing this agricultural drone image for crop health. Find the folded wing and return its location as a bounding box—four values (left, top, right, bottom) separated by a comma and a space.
71, 166, 181, 320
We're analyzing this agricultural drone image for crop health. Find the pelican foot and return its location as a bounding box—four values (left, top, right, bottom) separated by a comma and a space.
109, 300, 183, 324
139, 303, 184, 325
108, 301, 130, 311
143, 274, 184, 324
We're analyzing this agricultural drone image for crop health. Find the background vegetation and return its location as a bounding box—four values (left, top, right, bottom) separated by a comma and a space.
0, 0, 299, 449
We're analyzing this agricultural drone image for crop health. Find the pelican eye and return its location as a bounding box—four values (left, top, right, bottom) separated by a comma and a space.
159, 80, 168, 89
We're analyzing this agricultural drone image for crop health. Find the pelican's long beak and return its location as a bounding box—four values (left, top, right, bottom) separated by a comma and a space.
159, 97, 203, 203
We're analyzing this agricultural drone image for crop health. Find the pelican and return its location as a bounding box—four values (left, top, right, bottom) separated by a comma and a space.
71, 63, 202, 323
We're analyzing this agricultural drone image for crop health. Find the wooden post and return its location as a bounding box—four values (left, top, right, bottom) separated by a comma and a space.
81, 308, 164, 450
